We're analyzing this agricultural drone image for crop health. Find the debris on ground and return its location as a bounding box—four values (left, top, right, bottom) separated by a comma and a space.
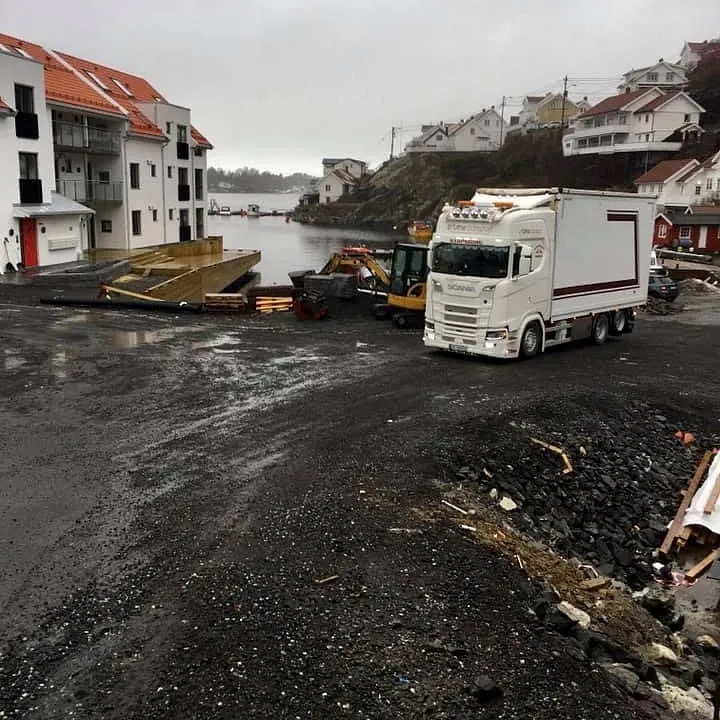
645, 296, 684, 315
677, 278, 720, 295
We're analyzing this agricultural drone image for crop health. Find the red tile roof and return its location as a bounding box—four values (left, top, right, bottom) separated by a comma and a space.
0, 34, 125, 117
191, 126, 213, 149
0, 96, 13, 113
634, 92, 681, 113
688, 41, 720, 53
577, 89, 655, 118
691, 205, 720, 215
0, 34, 211, 146
634, 159, 698, 185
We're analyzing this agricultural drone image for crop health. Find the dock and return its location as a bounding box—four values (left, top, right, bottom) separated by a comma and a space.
93, 236, 260, 303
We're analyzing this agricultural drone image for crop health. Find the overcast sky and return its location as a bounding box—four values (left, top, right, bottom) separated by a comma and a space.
3, 0, 719, 175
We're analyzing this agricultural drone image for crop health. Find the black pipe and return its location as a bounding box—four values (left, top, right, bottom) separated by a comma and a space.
39, 297, 205, 313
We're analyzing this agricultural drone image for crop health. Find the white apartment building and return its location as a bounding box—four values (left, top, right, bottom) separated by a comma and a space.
0, 33, 212, 269
0, 45, 93, 273
562, 87, 704, 158
617, 60, 687, 93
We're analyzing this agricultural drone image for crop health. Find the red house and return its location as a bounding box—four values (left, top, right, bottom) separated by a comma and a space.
654, 206, 720, 251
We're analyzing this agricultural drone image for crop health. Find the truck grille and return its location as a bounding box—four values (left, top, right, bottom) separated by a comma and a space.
443, 303, 479, 328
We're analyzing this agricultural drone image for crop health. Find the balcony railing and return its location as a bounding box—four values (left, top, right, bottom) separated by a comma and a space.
179, 225, 192, 242
15, 112, 39, 140
178, 184, 190, 202
53, 121, 121, 154
177, 141, 189, 160
56, 179, 124, 203
19, 178, 43, 204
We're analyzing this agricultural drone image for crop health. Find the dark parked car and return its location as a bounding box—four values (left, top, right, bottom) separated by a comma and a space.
648, 274, 679, 301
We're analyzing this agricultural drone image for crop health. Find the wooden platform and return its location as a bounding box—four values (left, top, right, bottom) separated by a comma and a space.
99, 237, 261, 303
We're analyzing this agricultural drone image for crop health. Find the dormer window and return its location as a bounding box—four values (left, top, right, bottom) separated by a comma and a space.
112, 79, 133, 97
14, 47, 32, 59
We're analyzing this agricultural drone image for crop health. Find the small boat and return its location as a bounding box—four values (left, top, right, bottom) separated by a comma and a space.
219, 206, 231, 216
247, 204, 261, 218
408, 220, 434, 242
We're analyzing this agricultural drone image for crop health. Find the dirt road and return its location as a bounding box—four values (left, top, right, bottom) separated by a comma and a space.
0, 298, 718, 719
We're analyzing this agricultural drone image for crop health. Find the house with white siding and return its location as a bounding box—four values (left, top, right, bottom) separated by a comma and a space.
562, 87, 704, 157
617, 60, 687, 93
405, 108, 507, 153
679, 39, 720, 70
0, 32, 213, 269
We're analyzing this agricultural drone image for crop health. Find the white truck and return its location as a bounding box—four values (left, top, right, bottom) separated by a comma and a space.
423, 188, 656, 359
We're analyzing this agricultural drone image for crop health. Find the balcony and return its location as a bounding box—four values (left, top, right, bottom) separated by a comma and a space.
178, 184, 190, 202
53, 121, 121, 154
15, 112, 39, 140
19, 178, 43, 204
563, 139, 683, 157
176, 141, 189, 160
179, 225, 192, 242
56, 179, 124, 203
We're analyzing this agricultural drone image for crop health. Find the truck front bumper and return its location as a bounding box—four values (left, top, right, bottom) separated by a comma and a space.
423, 325, 518, 358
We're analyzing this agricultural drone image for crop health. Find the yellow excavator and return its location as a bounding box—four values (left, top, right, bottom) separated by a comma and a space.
317, 244, 429, 328
372, 243, 429, 328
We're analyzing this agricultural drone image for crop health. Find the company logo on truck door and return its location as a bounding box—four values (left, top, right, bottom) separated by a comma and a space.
448, 236, 486, 245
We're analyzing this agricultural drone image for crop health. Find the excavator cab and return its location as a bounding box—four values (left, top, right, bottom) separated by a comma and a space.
373, 243, 429, 328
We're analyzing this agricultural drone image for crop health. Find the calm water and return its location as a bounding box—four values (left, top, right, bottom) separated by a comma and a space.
208, 192, 400, 285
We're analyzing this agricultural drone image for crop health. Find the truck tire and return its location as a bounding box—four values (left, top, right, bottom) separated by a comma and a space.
592, 313, 610, 345
520, 322, 541, 359
610, 310, 627, 336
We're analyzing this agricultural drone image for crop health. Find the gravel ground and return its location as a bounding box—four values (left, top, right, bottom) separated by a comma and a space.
1, 287, 719, 719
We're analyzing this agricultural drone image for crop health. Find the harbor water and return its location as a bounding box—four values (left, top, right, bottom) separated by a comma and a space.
208, 193, 399, 285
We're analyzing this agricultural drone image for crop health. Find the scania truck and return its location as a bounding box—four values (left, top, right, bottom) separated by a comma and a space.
423, 188, 656, 359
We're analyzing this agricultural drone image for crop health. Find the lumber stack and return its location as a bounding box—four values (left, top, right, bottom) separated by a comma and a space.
204, 293, 247, 312
255, 296, 293, 313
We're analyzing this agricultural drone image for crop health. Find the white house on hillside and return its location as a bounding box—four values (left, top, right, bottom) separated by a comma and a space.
562, 87, 704, 157
0, 45, 93, 272
0, 32, 212, 268
405, 108, 507, 153
618, 60, 687, 93
322, 158, 368, 179
679, 39, 720, 70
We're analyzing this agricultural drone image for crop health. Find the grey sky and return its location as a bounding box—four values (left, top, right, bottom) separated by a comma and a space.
3, 0, 719, 175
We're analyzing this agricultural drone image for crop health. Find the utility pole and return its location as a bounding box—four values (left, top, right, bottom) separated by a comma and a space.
389, 126, 396, 161
499, 96, 506, 145
560, 75, 568, 129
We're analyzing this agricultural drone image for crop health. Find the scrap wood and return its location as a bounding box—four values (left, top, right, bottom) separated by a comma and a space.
685, 548, 720, 582
530, 437, 573, 474
315, 575, 339, 585
97, 284, 164, 302
704, 471, 720, 515
660, 450, 713, 554
442, 499, 469, 515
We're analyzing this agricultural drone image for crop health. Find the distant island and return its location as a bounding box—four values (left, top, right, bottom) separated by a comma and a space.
207, 167, 318, 194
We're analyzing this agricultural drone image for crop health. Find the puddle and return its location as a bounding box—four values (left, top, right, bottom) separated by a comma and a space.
111, 327, 197, 348
52, 351, 67, 381
54, 311, 92, 325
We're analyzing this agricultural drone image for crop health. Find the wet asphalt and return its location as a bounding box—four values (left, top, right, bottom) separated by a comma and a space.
1, 295, 719, 719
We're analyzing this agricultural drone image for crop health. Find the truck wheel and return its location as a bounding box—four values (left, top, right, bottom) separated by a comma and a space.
592, 313, 610, 345
520, 322, 541, 359
610, 310, 626, 336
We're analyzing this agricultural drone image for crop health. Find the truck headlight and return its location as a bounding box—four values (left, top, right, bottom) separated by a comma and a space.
486, 329, 508, 340
425, 321, 434, 330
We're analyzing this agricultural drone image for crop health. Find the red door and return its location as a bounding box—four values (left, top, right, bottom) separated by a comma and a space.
20, 218, 38, 268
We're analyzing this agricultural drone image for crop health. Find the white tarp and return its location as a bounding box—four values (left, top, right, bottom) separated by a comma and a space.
683, 452, 720, 534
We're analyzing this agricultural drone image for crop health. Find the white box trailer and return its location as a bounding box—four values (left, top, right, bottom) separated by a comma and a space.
423, 188, 656, 359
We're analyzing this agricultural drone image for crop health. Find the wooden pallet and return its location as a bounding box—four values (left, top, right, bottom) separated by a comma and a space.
204, 293, 246, 311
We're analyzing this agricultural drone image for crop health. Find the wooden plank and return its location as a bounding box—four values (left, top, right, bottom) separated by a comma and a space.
704, 468, 720, 514
685, 547, 720, 581
660, 450, 713, 554
100, 284, 165, 302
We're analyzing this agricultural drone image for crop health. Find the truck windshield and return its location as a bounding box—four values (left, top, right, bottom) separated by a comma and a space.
431, 243, 509, 278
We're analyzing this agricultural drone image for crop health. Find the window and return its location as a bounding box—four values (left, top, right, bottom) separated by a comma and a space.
483, 119, 490, 126
180, 208, 190, 226
470, 128, 475, 136
717, 179, 720, 191
14, 47, 32, 59
325, 183, 331, 191
14, 84, 34, 113
101, 220, 112, 233
99, 171, 110, 184
707, 178, 713, 191
85, 70, 109, 90
166, 122, 172, 133
152, 209, 158, 222
645, 114, 650, 122
194, 148, 203, 157
131, 210, 142, 236
151, 163, 157, 178
111, 79, 133, 97
658, 224, 667, 239
666, 72, 675, 82
684, 114, 691, 122
178, 166, 188, 185
695, 184, 702, 196
169, 209, 174, 220
18, 152, 38, 179
435, 133, 443, 140
679, 226, 691, 239
168, 166, 173, 179
130, 162, 140, 189
177, 124, 187, 142
647, 72, 658, 82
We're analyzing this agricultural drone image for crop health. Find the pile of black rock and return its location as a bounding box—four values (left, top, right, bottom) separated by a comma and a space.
442, 398, 711, 589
